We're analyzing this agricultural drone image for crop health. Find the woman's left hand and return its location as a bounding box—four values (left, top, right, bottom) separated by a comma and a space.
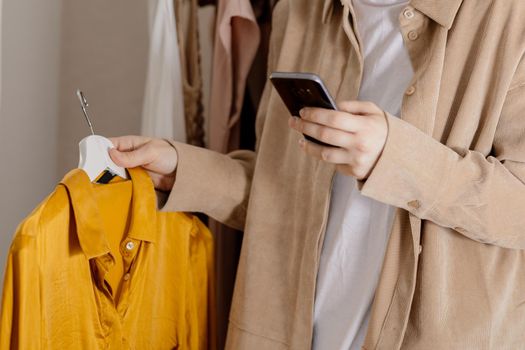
288, 100, 388, 180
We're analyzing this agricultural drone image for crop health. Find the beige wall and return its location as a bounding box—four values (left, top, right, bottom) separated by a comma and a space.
0, 0, 62, 279
57, 0, 149, 175
0, 0, 149, 280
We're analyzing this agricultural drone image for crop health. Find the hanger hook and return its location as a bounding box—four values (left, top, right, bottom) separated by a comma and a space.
76, 89, 95, 135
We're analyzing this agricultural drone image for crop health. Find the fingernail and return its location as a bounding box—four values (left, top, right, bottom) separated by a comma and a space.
298, 138, 305, 146
299, 109, 305, 117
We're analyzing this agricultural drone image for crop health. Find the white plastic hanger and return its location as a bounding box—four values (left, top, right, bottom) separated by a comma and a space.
76, 90, 128, 182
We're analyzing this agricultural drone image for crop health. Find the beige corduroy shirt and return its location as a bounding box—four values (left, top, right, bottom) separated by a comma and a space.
161, 0, 525, 348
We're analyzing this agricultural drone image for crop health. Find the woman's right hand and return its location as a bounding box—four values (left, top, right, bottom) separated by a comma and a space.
108, 136, 178, 192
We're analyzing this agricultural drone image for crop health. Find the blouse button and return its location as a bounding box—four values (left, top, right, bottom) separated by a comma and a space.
408, 30, 419, 41
403, 9, 415, 19
407, 199, 421, 209
405, 86, 416, 96
125, 241, 135, 251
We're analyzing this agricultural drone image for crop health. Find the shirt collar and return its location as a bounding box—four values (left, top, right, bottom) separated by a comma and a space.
59, 167, 157, 259
409, 0, 464, 29
323, 0, 464, 30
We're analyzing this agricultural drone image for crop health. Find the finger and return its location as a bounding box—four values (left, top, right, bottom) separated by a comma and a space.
299, 138, 354, 164
290, 117, 355, 149
109, 143, 157, 168
338, 100, 381, 115
108, 135, 152, 151
299, 107, 363, 133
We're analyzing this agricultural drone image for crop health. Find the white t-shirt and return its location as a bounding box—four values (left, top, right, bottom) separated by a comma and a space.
312, 1, 414, 349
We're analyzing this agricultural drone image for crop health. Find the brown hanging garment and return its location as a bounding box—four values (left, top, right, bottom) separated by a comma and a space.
175, 0, 206, 147
241, 0, 279, 149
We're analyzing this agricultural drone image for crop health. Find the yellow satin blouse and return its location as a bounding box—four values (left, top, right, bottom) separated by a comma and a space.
0, 167, 214, 349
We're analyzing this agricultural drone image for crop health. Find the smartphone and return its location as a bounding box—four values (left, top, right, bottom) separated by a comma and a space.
269, 72, 338, 147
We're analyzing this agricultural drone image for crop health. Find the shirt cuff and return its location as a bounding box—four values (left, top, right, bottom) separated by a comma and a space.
357, 111, 458, 216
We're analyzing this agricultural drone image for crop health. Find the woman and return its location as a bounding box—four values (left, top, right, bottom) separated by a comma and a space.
110, 0, 525, 348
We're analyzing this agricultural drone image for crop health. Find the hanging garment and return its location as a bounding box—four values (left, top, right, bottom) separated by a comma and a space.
142, 0, 187, 142
175, 0, 206, 147
239, 0, 280, 149
208, 0, 260, 153
197, 3, 216, 146
0, 167, 214, 350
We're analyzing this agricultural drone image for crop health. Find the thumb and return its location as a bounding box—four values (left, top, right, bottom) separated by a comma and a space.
109, 146, 154, 168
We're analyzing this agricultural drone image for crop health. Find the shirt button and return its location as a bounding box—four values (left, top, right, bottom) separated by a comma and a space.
419, 245, 423, 254
123, 273, 131, 281
405, 86, 416, 95
408, 200, 421, 209
408, 30, 419, 41
125, 241, 135, 251
403, 8, 414, 19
